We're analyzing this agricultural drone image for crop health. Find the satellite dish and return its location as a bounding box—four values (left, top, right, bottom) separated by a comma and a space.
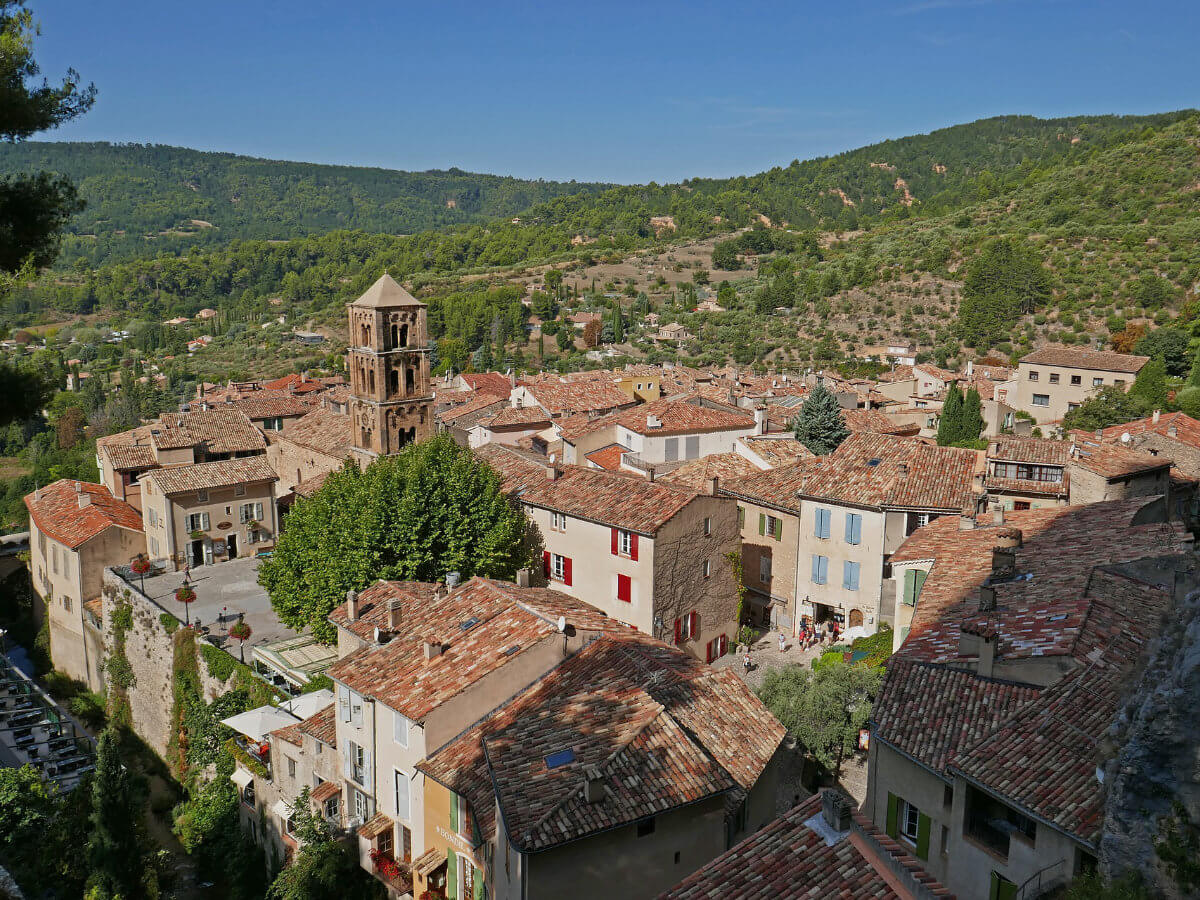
557, 615, 567, 633
1121, 432, 1131, 443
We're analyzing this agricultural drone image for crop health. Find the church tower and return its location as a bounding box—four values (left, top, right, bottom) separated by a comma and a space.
346, 273, 433, 461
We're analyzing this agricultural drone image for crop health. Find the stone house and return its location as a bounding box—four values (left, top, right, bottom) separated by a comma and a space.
24, 480, 144, 690
519, 465, 741, 662
1013, 347, 1149, 425
266, 402, 354, 497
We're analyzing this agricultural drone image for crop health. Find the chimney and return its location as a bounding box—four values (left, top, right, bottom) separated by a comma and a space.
978, 585, 997, 612
971, 472, 985, 493
991, 547, 1016, 580
958, 510, 976, 531
445, 571, 461, 591
966, 360, 975, 378
978, 633, 997, 678
646, 413, 662, 429
77, 491, 92, 509
388, 599, 402, 630
897, 463, 908, 477
992, 506, 1005, 526
545, 465, 561, 481
993, 526, 1022, 549
707, 476, 719, 496
583, 766, 605, 804
1168, 425, 1178, 438
754, 406, 768, 435
821, 790, 853, 832
423, 640, 443, 660
346, 589, 360, 621
515, 568, 531, 588
1152, 409, 1161, 424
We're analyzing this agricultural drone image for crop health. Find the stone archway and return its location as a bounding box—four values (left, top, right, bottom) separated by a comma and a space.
848, 608, 864, 629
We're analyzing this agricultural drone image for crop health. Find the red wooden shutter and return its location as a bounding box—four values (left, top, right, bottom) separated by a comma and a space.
705, 639, 714, 663
673, 618, 682, 644
611, 528, 619, 556
630, 533, 639, 561
542, 551, 551, 577
563, 557, 572, 586
689, 611, 700, 638
617, 574, 631, 603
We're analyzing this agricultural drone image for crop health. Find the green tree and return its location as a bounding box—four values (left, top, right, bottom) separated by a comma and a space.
259, 434, 534, 641
1135, 328, 1191, 377
1187, 343, 1200, 387
1128, 357, 1168, 411
174, 777, 268, 900
936, 382, 964, 446
1061, 385, 1147, 432
956, 238, 1052, 348
267, 788, 384, 900
757, 660, 882, 778
86, 729, 150, 899
791, 382, 850, 455
959, 387, 985, 445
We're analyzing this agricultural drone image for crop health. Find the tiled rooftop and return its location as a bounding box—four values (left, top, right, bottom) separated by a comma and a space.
419, 634, 784, 853
606, 396, 755, 437
1093, 411, 1200, 449
1068, 434, 1172, 478
842, 408, 920, 436
657, 452, 761, 490
327, 577, 629, 721
150, 408, 267, 454
278, 406, 353, 458
100, 443, 158, 471
456, 372, 515, 396
584, 442, 630, 471
472, 443, 552, 495
737, 436, 814, 468
522, 381, 635, 417
661, 792, 951, 900
144, 456, 277, 495
297, 704, 337, 749
987, 437, 1070, 466
1019, 346, 1150, 374
25, 480, 143, 549
224, 391, 313, 420
519, 465, 698, 534
480, 406, 552, 429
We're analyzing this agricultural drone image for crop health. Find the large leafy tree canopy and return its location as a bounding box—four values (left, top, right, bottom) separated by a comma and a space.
259, 434, 533, 642
1060, 384, 1149, 432
791, 382, 850, 455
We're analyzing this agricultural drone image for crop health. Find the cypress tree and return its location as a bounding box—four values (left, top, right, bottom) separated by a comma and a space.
791, 383, 850, 455
959, 387, 985, 445
87, 730, 148, 899
936, 382, 964, 446
1129, 357, 1168, 411
1187, 344, 1200, 387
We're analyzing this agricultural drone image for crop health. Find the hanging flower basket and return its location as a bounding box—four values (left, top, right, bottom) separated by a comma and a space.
175, 585, 196, 605
130, 557, 152, 576
229, 620, 252, 642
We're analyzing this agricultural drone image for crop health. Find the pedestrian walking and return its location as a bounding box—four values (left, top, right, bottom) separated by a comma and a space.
777, 632, 786, 653
743, 650, 752, 676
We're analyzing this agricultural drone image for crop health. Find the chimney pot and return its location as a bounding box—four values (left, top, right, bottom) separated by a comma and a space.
1168, 425, 1178, 438
1152, 409, 1161, 424
992, 506, 1005, 526
978, 633, 997, 678
707, 476, 719, 496
978, 585, 997, 612
515, 568, 531, 589
821, 790, 853, 832
583, 766, 605, 804
958, 512, 976, 531
388, 599, 402, 630
77, 492, 92, 509
445, 571, 461, 590
346, 589, 360, 621
423, 640, 443, 660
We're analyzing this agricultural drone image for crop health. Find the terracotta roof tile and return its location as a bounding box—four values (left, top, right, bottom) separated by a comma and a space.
988, 437, 1071, 466
25, 480, 143, 549
519, 465, 698, 534
842, 408, 921, 436
479, 406, 552, 429
657, 453, 760, 490
151, 408, 267, 454
311, 780, 340, 803
607, 397, 755, 437
262, 373, 328, 393
270, 723, 303, 746
522, 381, 635, 417
662, 792, 952, 900
457, 372, 514, 396
100, 443, 158, 471
472, 444, 552, 495
144, 456, 277, 495
438, 395, 506, 429
1094, 411, 1200, 449
298, 704, 337, 748
737, 436, 814, 468
1020, 346, 1149, 373
1067, 434, 1172, 478
224, 391, 313, 420
584, 443, 630, 471
278, 406, 353, 458
419, 635, 784, 853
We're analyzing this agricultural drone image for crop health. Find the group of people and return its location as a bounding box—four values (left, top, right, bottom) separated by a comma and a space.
797, 619, 840, 651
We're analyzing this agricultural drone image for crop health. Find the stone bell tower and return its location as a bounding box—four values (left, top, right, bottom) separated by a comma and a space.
346, 273, 433, 461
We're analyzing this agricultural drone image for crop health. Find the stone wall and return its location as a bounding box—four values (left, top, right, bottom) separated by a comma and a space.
100, 568, 238, 757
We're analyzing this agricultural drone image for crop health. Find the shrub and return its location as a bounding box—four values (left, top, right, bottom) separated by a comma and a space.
200, 644, 236, 682
159, 613, 179, 635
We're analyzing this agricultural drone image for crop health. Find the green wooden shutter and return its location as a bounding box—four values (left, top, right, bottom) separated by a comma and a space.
473, 867, 484, 900
773, 517, 782, 541
913, 569, 927, 603
446, 848, 457, 899
449, 793, 459, 832
903, 570, 915, 605
990, 871, 1018, 900
915, 812, 931, 860
886, 793, 898, 838
738, 505, 745, 527
758, 513, 766, 536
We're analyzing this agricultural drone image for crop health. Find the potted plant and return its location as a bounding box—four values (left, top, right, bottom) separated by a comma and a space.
189, 529, 205, 541
175, 582, 196, 626
130, 555, 151, 593
370, 849, 402, 882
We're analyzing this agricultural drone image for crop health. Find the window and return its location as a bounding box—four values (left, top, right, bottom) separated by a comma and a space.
678, 611, 700, 641
738, 505, 745, 528
811, 555, 829, 585
759, 513, 782, 541
814, 507, 831, 539
943, 785, 954, 809
550, 511, 567, 531
618, 529, 633, 556
844, 513, 862, 545
843, 561, 860, 591
551, 553, 567, 581
394, 770, 410, 821
1114, 379, 1126, 387
353, 788, 370, 823
350, 692, 363, 726
1031, 394, 1050, 407
1093, 377, 1104, 387
902, 569, 927, 607
1070, 374, 1082, 385
616, 573, 632, 603
703, 516, 712, 536
664, 437, 679, 461
286, 757, 296, 778
1048, 372, 1059, 384
393, 711, 409, 748
991, 462, 1063, 483
235, 484, 246, 497
703, 559, 712, 578
965, 784, 1036, 859
1027, 370, 1038, 381
759, 555, 772, 584
239, 502, 264, 524
899, 799, 920, 843
185, 512, 211, 532
705, 633, 727, 663
62, 595, 72, 613
324, 795, 339, 821
636, 817, 656, 837
451, 793, 468, 837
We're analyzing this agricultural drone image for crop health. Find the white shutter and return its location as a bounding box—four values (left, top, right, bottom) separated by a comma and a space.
393, 711, 408, 748
254, 502, 263, 521
338, 686, 350, 722
395, 770, 410, 821
201, 512, 210, 530
362, 748, 372, 792
343, 743, 353, 779
351, 693, 363, 727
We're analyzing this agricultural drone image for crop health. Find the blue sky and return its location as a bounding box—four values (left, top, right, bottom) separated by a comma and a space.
33, 0, 1200, 183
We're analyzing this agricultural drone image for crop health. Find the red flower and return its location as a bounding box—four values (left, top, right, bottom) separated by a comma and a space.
175, 585, 196, 604
229, 621, 252, 642
131, 558, 152, 576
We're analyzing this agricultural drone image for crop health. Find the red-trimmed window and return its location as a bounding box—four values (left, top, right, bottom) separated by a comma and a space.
673, 618, 683, 644
542, 551, 551, 578
616, 574, 631, 603
679, 611, 700, 642
705, 633, 727, 663
549, 553, 572, 585
612, 528, 638, 560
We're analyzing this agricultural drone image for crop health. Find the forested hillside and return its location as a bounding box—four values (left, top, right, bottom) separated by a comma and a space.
0, 142, 611, 266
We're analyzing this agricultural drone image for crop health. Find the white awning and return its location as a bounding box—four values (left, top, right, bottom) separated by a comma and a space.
230, 768, 253, 789
219, 706, 299, 742
271, 799, 294, 821
278, 689, 334, 720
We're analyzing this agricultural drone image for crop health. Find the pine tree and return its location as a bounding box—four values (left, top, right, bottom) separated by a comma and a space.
87, 730, 148, 899
791, 383, 850, 455
936, 382, 964, 446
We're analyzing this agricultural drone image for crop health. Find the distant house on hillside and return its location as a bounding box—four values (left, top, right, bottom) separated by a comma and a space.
655, 322, 694, 342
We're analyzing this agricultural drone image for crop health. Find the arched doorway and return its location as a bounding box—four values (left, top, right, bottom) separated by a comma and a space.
848, 609, 864, 629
